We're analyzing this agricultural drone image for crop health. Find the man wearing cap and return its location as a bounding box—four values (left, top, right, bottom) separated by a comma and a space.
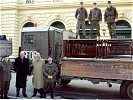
75, 2, 88, 39
89, 2, 102, 39
104, 1, 118, 38
0, 55, 13, 99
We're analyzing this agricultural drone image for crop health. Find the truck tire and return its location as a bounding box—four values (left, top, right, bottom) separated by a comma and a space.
120, 81, 133, 99
57, 78, 71, 85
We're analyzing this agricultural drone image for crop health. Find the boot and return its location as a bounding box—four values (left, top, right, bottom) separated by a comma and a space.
1, 94, 3, 99
39, 89, 43, 98
76, 35, 78, 39
51, 92, 54, 99
4, 94, 9, 99
110, 35, 113, 39
43, 92, 46, 98
32, 88, 37, 97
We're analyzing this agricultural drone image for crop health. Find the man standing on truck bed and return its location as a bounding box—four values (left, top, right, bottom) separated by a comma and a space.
89, 2, 102, 39
104, 1, 118, 38
75, 2, 88, 39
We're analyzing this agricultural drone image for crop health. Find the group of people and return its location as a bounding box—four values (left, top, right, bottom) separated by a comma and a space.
75, 1, 118, 39
0, 51, 58, 99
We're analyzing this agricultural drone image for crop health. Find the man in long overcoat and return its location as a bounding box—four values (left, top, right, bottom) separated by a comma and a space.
43, 57, 58, 99
14, 51, 29, 97
104, 1, 118, 38
31, 51, 45, 98
0, 55, 12, 99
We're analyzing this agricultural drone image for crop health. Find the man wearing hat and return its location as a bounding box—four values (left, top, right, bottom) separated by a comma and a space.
104, 1, 118, 38
89, 2, 102, 39
0, 55, 13, 99
75, 2, 88, 39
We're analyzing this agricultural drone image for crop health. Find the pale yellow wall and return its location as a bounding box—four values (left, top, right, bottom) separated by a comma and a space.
0, 0, 133, 57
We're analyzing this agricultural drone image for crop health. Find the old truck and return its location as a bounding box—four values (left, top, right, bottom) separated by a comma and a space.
21, 26, 133, 99
0, 35, 12, 60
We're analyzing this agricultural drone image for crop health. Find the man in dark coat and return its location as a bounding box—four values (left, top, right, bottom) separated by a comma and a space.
0, 55, 12, 99
14, 51, 29, 97
75, 2, 88, 39
104, 1, 118, 38
43, 57, 58, 99
89, 2, 102, 39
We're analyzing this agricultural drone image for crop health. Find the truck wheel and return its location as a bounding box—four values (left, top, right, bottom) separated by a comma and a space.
57, 78, 71, 85
120, 81, 133, 99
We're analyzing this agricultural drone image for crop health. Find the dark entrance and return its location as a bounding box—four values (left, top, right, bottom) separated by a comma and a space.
23, 22, 34, 28
116, 20, 131, 38
50, 21, 65, 29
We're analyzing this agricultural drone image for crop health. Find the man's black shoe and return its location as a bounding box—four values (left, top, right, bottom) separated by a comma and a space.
4, 95, 9, 99
16, 94, 19, 97
1, 94, 3, 99
23, 94, 27, 97
40, 95, 43, 98
31, 94, 36, 97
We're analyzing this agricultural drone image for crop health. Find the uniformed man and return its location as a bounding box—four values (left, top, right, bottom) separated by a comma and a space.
89, 2, 102, 39
104, 1, 118, 38
43, 57, 58, 99
0, 55, 12, 99
75, 2, 88, 39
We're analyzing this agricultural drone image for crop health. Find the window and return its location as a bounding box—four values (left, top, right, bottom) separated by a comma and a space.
26, 0, 34, 4
24, 35, 34, 44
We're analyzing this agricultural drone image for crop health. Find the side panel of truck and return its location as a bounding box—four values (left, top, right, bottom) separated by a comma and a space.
61, 58, 133, 80
61, 39, 133, 81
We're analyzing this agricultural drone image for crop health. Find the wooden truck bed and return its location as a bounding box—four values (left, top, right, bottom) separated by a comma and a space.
61, 39, 133, 80
61, 58, 133, 80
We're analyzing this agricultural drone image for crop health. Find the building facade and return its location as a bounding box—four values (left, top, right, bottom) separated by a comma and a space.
0, 0, 133, 57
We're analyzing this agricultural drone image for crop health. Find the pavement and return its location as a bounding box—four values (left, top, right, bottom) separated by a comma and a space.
7, 73, 121, 99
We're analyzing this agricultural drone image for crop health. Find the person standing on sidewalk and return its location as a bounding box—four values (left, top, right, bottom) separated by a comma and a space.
89, 2, 102, 39
0, 55, 13, 99
31, 51, 45, 98
14, 51, 29, 97
104, 1, 118, 38
75, 2, 88, 39
43, 57, 58, 99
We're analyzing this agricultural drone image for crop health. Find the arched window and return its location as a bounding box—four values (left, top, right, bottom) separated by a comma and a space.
116, 20, 131, 38
23, 22, 34, 28
50, 21, 65, 29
